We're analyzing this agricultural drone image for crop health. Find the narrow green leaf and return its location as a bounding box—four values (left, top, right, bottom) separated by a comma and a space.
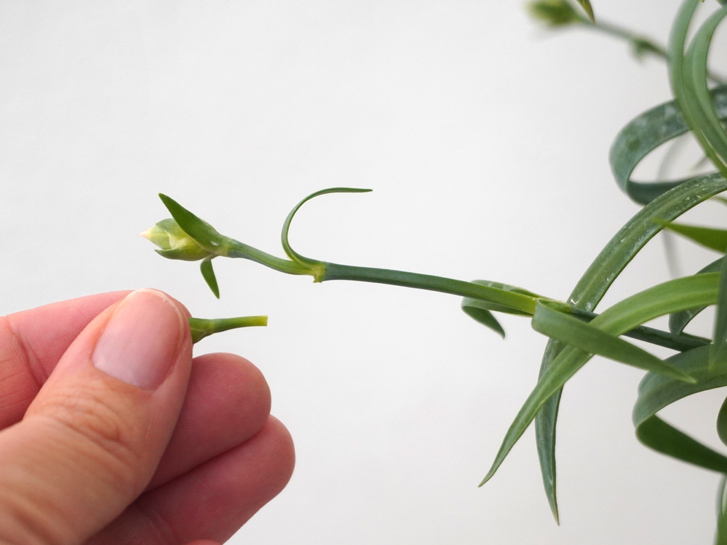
633, 345, 727, 473
461, 298, 505, 338
535, 174, 727, 520
717, 395, 727, 447
532, 301, 694, 382
576, 0, 595, 22
280, 187, 371, 276
713, 255, 727, 367
659, 221, 727, 252
159, 194, 227, 254
670, 0, 727, 179
484, 273, 719, 488
200, 258, 220, 299
717, 476, 727, 545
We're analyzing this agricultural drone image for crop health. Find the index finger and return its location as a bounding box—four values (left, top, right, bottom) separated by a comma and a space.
0, 291, 130, 429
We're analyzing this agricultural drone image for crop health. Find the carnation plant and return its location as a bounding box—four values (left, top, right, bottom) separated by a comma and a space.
144, 0, 727, 542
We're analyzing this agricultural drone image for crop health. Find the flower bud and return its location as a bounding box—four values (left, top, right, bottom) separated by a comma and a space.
527, 0, 583, 27
141, 218, 213, 261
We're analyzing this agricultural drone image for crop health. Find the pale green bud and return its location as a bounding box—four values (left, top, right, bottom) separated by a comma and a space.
141, 218, 213, 261
527, 0, 584, 27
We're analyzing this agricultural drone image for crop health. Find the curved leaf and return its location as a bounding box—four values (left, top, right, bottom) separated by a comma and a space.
461, 298, 506, 338
532, 301, 694, 382
669, 258, 722, 334
535, 175, 727, 520
633, 345, 727, 472
486, 273, 720, 488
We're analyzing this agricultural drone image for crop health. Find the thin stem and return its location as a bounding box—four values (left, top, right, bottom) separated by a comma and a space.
222, 238, 311, 276
322, 262, 538, 314
584, 18, 726, 85
322, 261, 709, 352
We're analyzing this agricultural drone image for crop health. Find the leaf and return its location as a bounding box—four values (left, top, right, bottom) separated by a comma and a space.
200, 258, 220, 299
718, 394, 727, 447
633, 345, 727, 473
669, 257, 722, 334
461, 297, 505, 338
717, 476, 727, 545
485, 273, 719, 489
658, 220, 727, 252
576, 0, 595, 23
669, 0, 727, 180
713, 255, 727, 367
532, 301, 694, 382
159, 194, 227, 254
535, 174, 727, 521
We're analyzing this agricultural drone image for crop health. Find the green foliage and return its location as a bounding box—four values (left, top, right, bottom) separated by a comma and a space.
145, 0, 727, 541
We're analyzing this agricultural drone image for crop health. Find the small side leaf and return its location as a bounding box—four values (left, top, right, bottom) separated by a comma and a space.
461, 297, 505, 338
159, 194, 227, 254
200, 258, 220, 299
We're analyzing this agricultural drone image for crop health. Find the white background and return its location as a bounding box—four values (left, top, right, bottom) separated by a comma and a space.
1, 1, 726, 543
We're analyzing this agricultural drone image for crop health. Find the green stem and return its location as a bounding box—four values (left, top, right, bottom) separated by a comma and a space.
322, 261, 708, 352
570, 306, 709, 351
222, 238, 311, 276
584, 18, 726, 85
322, 262, 538, 314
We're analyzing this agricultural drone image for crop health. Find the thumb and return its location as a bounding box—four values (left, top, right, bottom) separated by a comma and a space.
0, 289, 193, 545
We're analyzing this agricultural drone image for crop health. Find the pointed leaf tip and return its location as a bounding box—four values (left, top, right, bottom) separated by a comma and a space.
577, 0, 595, 22
200, 258, 220, 299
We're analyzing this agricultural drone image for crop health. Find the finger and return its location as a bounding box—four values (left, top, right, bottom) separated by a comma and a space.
146, 352, 272, 490
89, 417, 295, 544
0, 291, 130, 429
0, 289, 193, 545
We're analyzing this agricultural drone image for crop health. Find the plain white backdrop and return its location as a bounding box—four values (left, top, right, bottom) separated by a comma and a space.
1, 1, 727, 543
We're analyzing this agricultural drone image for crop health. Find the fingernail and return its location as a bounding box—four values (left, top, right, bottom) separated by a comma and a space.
92, 289, 186, 389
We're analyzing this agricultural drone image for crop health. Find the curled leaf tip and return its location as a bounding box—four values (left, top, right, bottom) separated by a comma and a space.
281, 187, 373, 280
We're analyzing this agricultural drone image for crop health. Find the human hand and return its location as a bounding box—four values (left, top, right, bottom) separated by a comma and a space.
0, 289, 294, 544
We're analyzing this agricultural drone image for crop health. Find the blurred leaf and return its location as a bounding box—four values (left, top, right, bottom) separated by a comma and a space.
714, 255, 727, 367
484, 273, 720, 488
659, 220, 727, 252
717, 395, 727, 447
576, 0, 595, 22
718, 476, 727, 545
532, 301, 694, 382
634, 345, 727, 473
527, 0, 584, 27
200, 258, 220, 299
